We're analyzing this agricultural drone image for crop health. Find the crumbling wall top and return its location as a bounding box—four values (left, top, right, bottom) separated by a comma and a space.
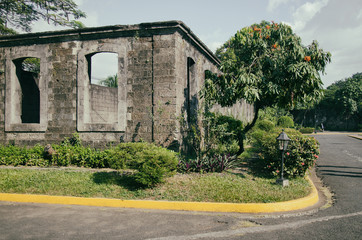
0, 20, 220, 66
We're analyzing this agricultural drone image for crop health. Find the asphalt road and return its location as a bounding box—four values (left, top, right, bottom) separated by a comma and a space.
0, 133, 361, 239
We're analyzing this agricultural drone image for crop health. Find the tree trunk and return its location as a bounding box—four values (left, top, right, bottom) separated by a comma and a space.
236, 104, 260, 155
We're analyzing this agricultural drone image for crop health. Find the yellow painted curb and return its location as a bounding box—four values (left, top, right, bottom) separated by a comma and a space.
349, 135, 362, 140
0, 176, 319, 213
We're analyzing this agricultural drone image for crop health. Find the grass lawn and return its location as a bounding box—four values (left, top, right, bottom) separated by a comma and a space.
0, 167, 311, 203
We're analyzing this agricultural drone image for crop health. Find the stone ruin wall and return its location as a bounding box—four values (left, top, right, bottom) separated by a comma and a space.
0, 21, 254, 148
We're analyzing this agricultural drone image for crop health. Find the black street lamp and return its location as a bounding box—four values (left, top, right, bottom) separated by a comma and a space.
276, 129, 291, 187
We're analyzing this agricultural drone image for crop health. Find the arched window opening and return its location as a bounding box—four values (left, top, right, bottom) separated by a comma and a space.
187, 57, 196, 124
88, 52, 118, 88
13, 57, 40, 123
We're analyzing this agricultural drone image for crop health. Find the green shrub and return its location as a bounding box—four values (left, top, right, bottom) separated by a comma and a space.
203, 113, 243, 156
0, 145, 47, 166
256, 120, 275, 132
114, 142, 157, 168
103, 147, 126, 169
211, 114, 243, 145
277, 116, 294, 128
299, 127, 315, 134
209, 140, 239, 157
26, 145, 49, 166
0, 139, 178, 188
250, 128, 319, 178
132, 146, 178, 187
249, 129, 267, 148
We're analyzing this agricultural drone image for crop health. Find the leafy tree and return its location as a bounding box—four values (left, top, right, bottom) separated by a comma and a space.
292, 72, 361, 131
0, 0, 86, 35
334, 73, 362, 118
100, 74, 118, 88
203, 21, 331, 153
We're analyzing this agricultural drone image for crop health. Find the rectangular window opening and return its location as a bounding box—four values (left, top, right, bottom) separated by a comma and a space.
14, 57, 41, 124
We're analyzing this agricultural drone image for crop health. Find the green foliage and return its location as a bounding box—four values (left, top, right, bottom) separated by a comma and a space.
256, 119, 275, 132
62, 132, 82, 147
334, 73, 362, 117
22, 57, 40, 73
99, 74, 118, 88
205, 21, 331, 110
292, 72, 362, 131
204, 112, 243, 156
202, 21, 331, 153
179, 111, 241, 173
0, 0, 86, 35
277, 116, 294, 128
132, 146, 178, 187
180, 110, 243, 159
52, 145, 106, 168
258, 107, 291, 123
299, 127, 315, 134
0, 136, 178, 188
0, 144, 47, 167
250, 128, 319, 178
358, 124, 362, 132
177, 154, 237, 173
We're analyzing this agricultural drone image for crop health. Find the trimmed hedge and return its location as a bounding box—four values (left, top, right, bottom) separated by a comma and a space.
299, 127, 315, 134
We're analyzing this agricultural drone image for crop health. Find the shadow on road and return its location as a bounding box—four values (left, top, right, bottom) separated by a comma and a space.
317, 165, 362, 178
317, 165, 362, 170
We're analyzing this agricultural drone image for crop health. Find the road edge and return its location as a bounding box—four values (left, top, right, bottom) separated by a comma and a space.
0, 176, 319, 213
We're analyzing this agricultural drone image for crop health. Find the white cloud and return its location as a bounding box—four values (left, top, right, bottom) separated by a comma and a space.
91, 53, 118, 84
292, 0, 329, 32
199, 28, 230, 53
295, 0, 362, 86
208, 42, 223, 53
267, 0, 292, 12
320, 24, 362, 85
74, 0, 84, 5
358, 8, 362, 19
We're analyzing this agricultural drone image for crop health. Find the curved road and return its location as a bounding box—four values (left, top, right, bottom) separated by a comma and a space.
203, 133, 362, 240
0, 133, 361, 239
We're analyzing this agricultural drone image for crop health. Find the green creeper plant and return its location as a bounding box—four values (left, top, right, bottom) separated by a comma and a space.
202, 21, 331, 154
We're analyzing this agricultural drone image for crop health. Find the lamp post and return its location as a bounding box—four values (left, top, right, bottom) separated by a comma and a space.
276, 129, 291, 187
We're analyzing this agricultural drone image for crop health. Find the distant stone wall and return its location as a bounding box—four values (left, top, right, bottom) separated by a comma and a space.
90, 84, 118, 123
212, 100, 254, 124
0, 21, 254, 148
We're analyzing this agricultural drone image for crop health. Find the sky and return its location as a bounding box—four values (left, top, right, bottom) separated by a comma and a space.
31, 0, 362, 87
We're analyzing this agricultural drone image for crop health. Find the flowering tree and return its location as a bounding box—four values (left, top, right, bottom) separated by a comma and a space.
203, 21, 331, 154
